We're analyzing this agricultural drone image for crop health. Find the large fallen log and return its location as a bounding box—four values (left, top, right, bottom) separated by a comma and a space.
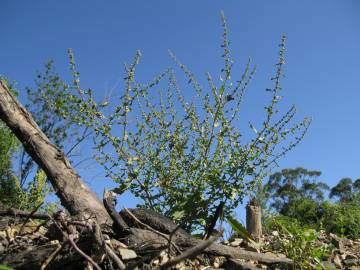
0, 80, 111, 225
127, 227, 292, 265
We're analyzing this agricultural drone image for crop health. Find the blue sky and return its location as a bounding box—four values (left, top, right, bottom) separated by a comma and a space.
1, 1, 360, 220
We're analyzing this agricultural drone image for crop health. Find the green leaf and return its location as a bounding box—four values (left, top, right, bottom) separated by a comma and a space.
219, 85, 224, 95
172, 210, 185, 220
0, 265, 15, 270
226, 215, 255, 242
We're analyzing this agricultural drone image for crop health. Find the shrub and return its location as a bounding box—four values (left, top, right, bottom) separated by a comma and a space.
265, 215, 333, 269
320, 200, 360, 240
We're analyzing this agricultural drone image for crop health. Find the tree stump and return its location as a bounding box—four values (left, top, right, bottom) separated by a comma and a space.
246, 198, 262, 242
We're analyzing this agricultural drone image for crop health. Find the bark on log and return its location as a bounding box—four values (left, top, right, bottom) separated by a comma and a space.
127, 227, 292, 265
124, 211, 292, 265
0, 80, 111, 225
120, 208, 190, 238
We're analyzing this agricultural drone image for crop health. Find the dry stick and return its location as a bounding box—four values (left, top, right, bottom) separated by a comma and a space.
0, 208, 50, 220
19, 202, 44, 235
105, 244, 126, 270
48, 214, 103, 270
67, 234, 103, 270
203, 201, 224, 240
167, 222, 187, 257
93, 221, 126, 270
156, 236, 219, 270
40, 242, 66, 270
103, 190, 129, 234
124, 208, 181, 254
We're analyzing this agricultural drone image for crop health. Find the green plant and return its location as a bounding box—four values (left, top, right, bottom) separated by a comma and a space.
329, 177, 360, 202
0, 265, 15, 270
320, 199, 360, 240
26, 13, 310, 231
266, 215, 333, 269
227, 214, 254, 242
0, 67, 81, 212
263, 167, 329, 216
87, 13, 310, 231
0, 78, 22, 209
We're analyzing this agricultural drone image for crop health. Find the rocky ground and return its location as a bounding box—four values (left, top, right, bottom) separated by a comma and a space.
223, 231, 360, 270
0, 211, 359, 270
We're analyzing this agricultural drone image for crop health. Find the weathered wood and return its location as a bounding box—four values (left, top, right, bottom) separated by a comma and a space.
0, 80, 111, 225
120, 208, 190, 238
125, 216, 292, 265
103, 190, 129, 235
2, 241, 89, 270
246, 198, 262, 241
224, 259, 262, 270
0, 208, 50, 220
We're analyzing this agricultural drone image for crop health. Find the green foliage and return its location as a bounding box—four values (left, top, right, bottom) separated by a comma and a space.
226, 214, 254, 242
263, 168, 360, 240
0, 265, 15, 270
329, 177, 360, 202
13, 170, 52, 212
0, 77, 21, 208
0, 67, 80, 212
21, 60, 88, 185
1, 14, 309, 231
86, 14, 310, 231
263, 167, 329, 222
265, 215, 333, 270
320, 199, 360, 239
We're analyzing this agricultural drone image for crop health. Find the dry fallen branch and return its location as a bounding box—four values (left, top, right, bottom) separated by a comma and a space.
48, 214, 103, 270
103, 190, 129, 234
0, 208, 50, 220
40, 242, 65, 270
157, 234, 220, 270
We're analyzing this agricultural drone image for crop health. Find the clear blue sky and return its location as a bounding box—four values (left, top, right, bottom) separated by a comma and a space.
1, 1, 360, 218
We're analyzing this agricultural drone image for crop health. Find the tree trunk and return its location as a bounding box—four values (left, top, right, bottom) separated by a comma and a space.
246, 197, 262, 242
0, 80, 111, 225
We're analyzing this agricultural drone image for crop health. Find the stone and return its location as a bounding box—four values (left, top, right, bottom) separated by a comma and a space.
245, 241, 260, 253
321, 261, 336, 270
230, 238, 244, 247
344, 259, 359, 267
333, 254, 343, 269
118, 248, 137, 260
111, 238, 127, 248
224, 259, 262, 270
346, 253, 359, 260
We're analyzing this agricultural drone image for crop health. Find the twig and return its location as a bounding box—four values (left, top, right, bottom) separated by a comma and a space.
93, 220, 126, 270
203, 201, 224, 240
19, 202, 44, 235
40, 241, 66, 270
68, 234, 103, 270
0, 208, 50, 220
167, 222, 187, 257
105, 244, 126, 270
156, 235, 219, 270
48, 214, 103, 270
